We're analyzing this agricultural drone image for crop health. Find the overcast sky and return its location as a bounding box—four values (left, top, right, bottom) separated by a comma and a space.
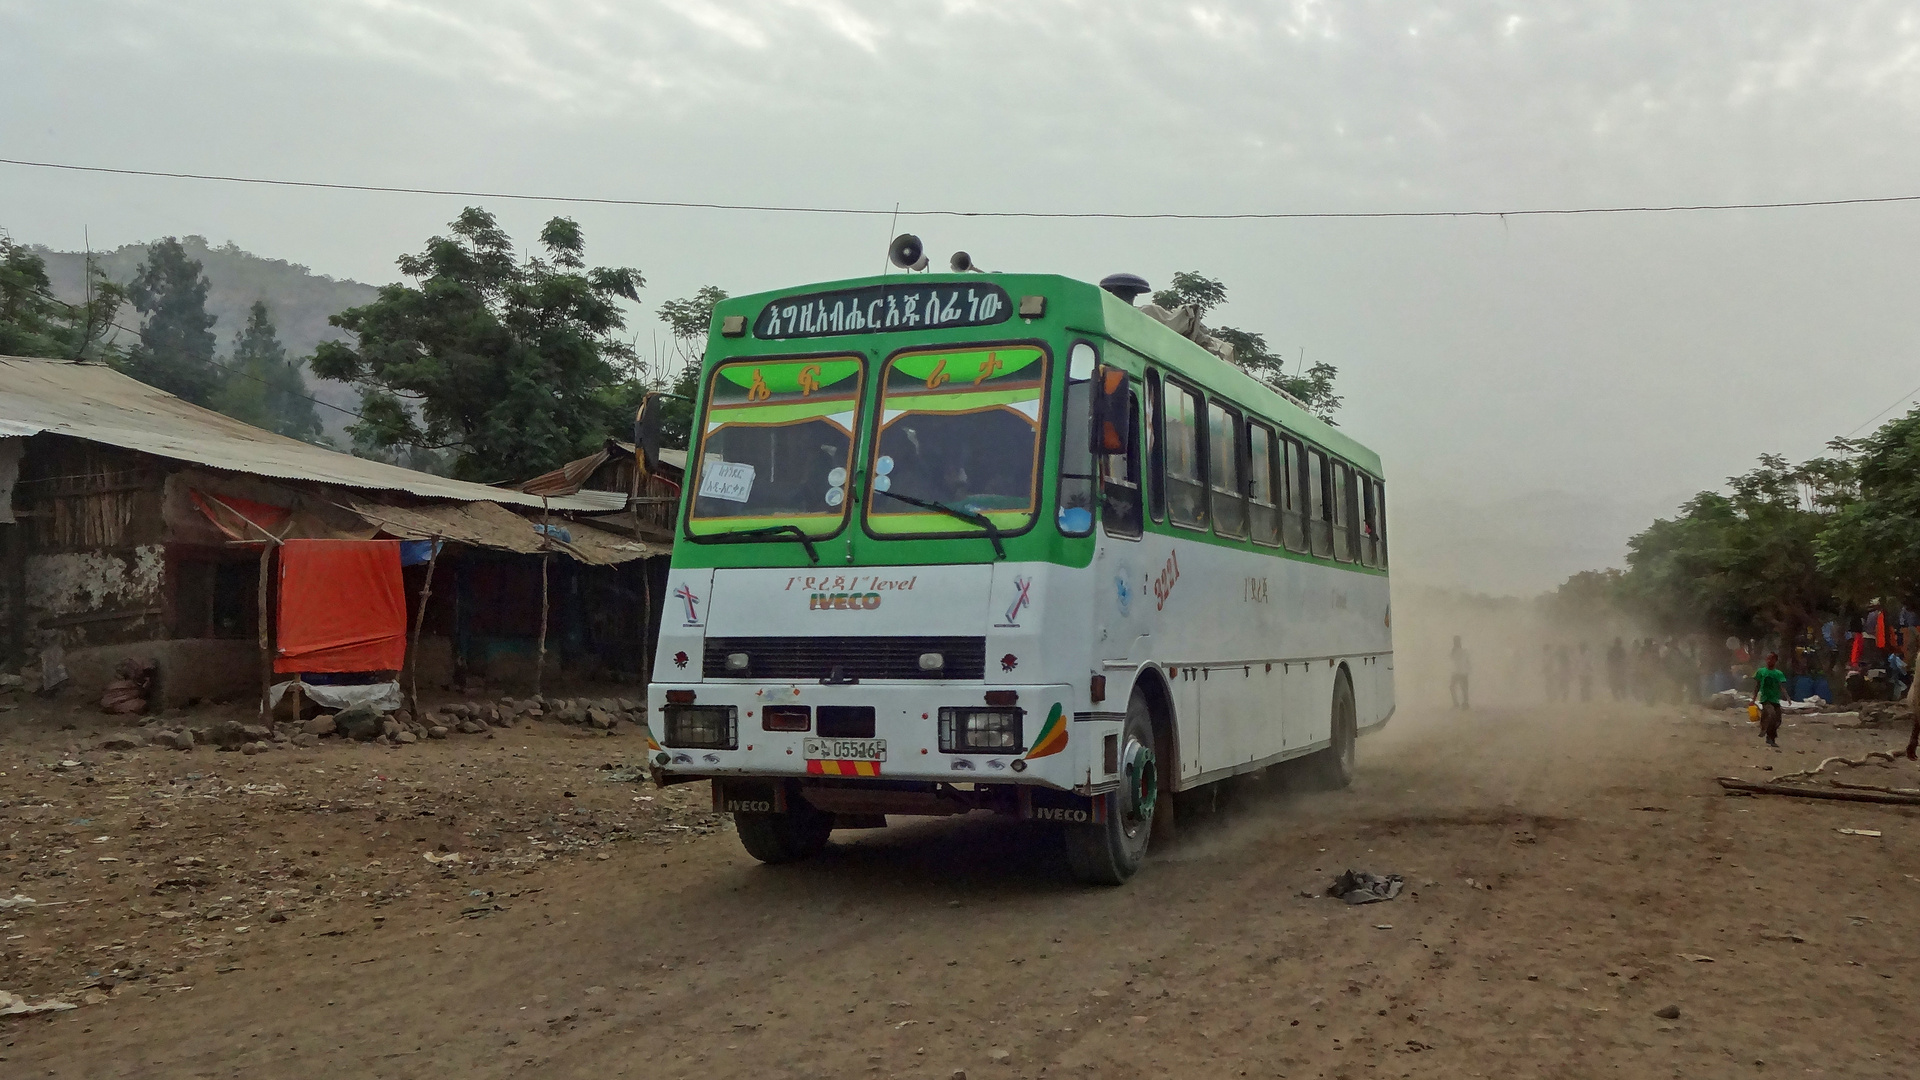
6, 1, 1920, 591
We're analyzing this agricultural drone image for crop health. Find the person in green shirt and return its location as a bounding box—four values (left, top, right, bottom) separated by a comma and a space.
1751, 653, 1790, 748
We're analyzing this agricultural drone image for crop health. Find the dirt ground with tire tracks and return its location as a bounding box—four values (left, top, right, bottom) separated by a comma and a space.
4, 694, 1920, 1078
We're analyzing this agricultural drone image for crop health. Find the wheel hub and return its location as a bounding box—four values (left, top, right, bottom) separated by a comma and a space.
1120, 738, 1157, 826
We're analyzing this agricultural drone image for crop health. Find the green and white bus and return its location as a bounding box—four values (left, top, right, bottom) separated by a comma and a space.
645, 256, 1393, 884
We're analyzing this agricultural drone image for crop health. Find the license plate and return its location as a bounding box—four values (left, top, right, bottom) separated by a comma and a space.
804, 737, 887, 762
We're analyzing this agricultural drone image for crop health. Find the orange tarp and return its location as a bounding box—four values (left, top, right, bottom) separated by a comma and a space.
273, 539, 406, 674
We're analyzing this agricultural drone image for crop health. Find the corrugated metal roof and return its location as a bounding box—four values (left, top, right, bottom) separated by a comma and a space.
0, 355, 610, 511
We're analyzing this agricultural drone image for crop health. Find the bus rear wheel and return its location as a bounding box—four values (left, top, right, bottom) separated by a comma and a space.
1307, 670, 1357, 790
734, 805, 834, 865
1064, 693, 1157, 885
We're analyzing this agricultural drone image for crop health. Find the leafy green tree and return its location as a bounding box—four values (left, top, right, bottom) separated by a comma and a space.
0, 237, 125, 361
122, 237, 223, 404
652, 286, 728, 450
211, 301, 324, 443
1622, 454, 1834, 641
1817, 409, 1920, 609
310, 208, 645, 481
1151, 270, 1341, 421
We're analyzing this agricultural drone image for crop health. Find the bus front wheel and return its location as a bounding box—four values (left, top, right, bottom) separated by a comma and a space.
1064, 694, 1157, 885
734, 805, 834, 864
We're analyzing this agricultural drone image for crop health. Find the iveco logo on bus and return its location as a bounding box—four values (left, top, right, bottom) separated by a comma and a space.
724, 798, 774, 813
810, 592, 883, 611
1033, 806, 1092, 823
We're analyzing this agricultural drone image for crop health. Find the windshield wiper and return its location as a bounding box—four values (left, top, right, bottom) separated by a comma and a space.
874, 488, 1007, 560
709, 524, 820, 564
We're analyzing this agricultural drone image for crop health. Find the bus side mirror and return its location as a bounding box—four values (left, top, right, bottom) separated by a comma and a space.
637, 394, 665, 475
1090, 367, 1129, 455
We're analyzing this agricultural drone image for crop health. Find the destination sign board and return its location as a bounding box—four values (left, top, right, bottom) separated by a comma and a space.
755, 281, 1014, 339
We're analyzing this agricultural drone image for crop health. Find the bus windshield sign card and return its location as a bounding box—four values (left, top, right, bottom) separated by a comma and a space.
755, 282, 1013, 339
698, 461, 755, 503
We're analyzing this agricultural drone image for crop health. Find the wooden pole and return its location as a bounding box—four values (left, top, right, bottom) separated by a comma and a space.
535, 553, 550, 697
1716, 777, 1920, 806
256, 542, 273, 719
407, 537, 442, 718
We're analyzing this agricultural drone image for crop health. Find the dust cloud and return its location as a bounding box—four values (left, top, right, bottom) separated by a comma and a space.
1393, 582, 1643, 713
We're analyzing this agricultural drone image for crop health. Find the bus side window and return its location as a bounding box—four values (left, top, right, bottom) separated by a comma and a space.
1145, 370, 1166, 524
1207, 399, 1246, 538
1359, 474, 1380, 566
1280, 435, 1307, 552
1163, 381, 1208, 529
1247, 421, 1279, 546
1332, 461, 1356, 563
1375, 478, 1388, 568
1101, 382, 1143, 539
1306, 446, 1333, 558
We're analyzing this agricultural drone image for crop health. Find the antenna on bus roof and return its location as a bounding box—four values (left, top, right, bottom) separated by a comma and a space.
888, 233, 929, 271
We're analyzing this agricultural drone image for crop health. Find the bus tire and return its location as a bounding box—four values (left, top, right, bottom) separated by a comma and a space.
1064, 694, 1157, 885
734, 806, 834, 865
1307, 670, 1358, 790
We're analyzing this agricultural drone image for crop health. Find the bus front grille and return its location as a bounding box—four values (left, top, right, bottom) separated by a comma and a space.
701, 636, 987, 681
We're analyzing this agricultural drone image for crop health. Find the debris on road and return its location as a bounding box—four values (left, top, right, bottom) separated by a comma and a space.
1836, 828, 1882, 837
1773, 752, 1899, 783
1328, 870, 1405, 905
1, 989, 78, 1016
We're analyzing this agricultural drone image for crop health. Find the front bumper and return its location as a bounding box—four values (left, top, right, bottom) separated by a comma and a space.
646, 681, 1113, 794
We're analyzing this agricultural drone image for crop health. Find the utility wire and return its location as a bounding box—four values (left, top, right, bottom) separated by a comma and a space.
1842, 379, 1920, 440
7, 156, 1920, 220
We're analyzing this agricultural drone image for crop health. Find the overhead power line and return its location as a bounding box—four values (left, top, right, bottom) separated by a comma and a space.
6, 156, 1920, 221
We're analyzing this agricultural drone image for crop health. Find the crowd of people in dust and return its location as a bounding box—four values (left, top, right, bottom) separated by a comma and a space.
1444, 634, 1912, 715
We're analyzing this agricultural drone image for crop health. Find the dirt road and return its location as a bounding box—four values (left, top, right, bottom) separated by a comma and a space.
5, 699, 1919, 1078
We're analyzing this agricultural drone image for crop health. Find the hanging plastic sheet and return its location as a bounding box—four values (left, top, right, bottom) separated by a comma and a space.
274, 539, 407, 673
268, 679, 402, 712
399, 539, 443, 566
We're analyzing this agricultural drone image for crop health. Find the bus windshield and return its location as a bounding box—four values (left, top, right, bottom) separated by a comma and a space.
688, 356, 864, 537
866, 344, 1047, 536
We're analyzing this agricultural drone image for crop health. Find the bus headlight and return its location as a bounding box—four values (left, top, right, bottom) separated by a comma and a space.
725, 652, 750, 673
663, 705, 738, 750
938, 707, 1024, 753
919, 652, 945, 672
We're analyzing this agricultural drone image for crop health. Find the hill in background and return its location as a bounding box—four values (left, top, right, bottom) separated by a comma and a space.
32, 237, 377, 442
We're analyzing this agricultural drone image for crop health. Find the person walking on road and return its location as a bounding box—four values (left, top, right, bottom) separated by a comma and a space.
1752, 652, 1790, 748
1450, 636, 1472, 709
1577, 642, 1595, 702
1607, 637, 1628, 700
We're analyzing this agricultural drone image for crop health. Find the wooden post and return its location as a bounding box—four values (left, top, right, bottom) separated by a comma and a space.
640, 558, 653, 687
408, 537, 442, 718
535, 553, 550, 697
256, 542, 273, 719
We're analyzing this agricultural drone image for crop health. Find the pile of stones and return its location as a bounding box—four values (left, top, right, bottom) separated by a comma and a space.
95, 694, 654, 755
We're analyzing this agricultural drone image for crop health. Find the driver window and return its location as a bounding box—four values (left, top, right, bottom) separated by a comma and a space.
868, 345, 1049, 537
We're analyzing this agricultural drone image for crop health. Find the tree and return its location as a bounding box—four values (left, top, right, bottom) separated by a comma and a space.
211, 301, 324, 443
310, 208, 645, 481
1621, 454, 1834, 641
0, 237, 125, 361
1151, 270, 1342, 422
122, 237, 222, 404
1817, 408, 1920, 610
653, 286, 728, 450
